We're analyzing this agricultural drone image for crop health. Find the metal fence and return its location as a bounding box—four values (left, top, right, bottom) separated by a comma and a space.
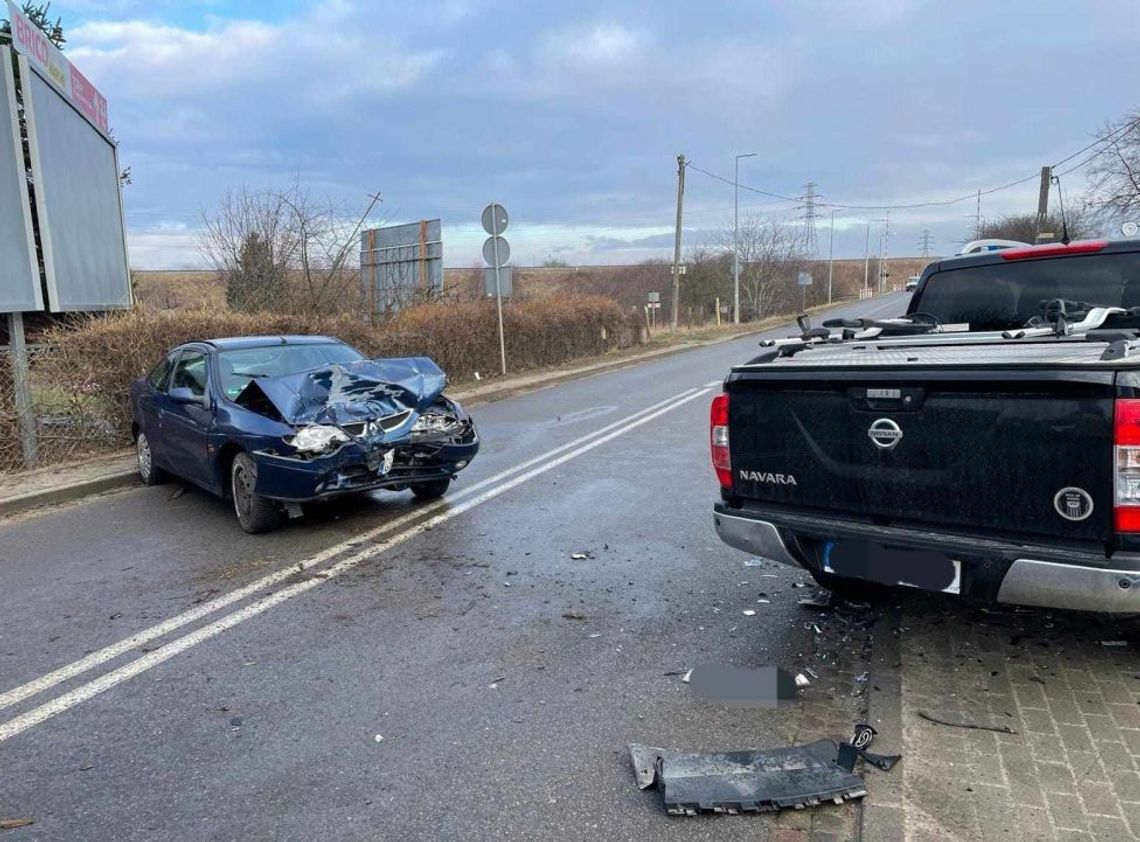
0, 343, 122, 474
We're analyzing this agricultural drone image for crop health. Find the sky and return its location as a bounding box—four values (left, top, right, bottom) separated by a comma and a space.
32, 0, 1140, 268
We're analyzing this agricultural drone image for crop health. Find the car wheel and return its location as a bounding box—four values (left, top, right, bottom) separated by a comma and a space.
410, 477, 451, 501
231, 452, 282, 534
136, 430, 167, 486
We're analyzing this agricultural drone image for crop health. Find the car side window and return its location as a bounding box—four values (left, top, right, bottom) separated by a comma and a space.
171, 350, 208, 397
146, 354, 175, 392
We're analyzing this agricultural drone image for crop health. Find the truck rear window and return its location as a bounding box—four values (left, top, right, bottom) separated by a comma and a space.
914, 252, 1140, 331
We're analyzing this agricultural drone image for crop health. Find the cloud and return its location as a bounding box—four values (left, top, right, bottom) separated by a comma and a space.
67, 5, 443, 105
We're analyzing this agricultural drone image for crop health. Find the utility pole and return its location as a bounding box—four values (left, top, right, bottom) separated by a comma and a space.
733, 152, 756, 325
671, 154, 685, 332
975, 188, 982, 238
827, 209, 835, 305
1035, 166, 1052, 242
863, 220, 871, 293
880, 211, 890, 292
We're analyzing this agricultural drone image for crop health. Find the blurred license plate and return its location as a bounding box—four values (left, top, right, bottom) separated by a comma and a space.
824, 541, 961, 595
367, 450, 395, 475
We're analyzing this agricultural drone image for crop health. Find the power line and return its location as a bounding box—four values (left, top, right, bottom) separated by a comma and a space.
686, 125, 1140, 215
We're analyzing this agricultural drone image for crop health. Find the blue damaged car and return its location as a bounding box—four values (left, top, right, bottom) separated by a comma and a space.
129, 335, 479, 533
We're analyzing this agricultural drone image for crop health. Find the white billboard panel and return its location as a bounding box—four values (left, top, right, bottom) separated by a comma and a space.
0, 46, 42, 312
21, 59, 130, 311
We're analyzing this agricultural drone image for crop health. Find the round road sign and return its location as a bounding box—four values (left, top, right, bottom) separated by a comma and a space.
1123, 221, 1139, 238
483, 235, 510, 266
482, 203, 509, 236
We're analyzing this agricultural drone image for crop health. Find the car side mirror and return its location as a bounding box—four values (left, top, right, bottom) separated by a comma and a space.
169, 386, 208, 407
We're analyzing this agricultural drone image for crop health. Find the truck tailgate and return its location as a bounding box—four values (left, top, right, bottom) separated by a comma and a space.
726, 370, 1116, 546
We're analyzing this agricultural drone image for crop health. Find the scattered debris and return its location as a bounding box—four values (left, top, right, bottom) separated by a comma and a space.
169, 486, 186, 500
1029, 675, 1046, 685
0, 819, 35, 831
742, 558, 767, 567
917, 710, 1017, 735
742, 609, 757, 617
571, 551, 595, 560
792, 582, 808, 589
561, 612, 587, 621
374, 734, 384, 742
798, 593, 833, 610
756, 598, 770, 604
629, 740, 867, 815
662, 670, 687, 677
589, 633, 601, 638
1101, 640, 1129, 647
681, 669, 693, 683
229, 716, 243, 727
804, 667, 819, 680
795, 673, 811, 688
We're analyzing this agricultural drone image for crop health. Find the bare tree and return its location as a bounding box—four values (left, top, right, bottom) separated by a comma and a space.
1086, 110, 1140, 222
716, 216, 808, 320
980, 210, 1091, 244
201, 183, 381, 316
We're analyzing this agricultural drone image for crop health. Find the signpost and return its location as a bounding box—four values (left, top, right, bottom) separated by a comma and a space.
646, 291, 661, 331
797, 271, 812, 312
482, 202, 509, 375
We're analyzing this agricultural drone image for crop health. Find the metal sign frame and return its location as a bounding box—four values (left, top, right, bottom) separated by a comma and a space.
18, 54, 132, 311
0, 46, 42, 312
360, 219, 443, 314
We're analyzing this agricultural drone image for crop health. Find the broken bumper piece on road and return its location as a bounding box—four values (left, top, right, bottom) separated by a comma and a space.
630, 725, 899, 816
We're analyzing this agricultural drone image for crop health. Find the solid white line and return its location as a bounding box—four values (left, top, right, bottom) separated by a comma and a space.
0, 387, 713, 742
0, 385, 703, 712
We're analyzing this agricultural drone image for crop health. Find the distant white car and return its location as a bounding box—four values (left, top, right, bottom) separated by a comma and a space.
955, 238, 1031, 255
905, 274, 920, 291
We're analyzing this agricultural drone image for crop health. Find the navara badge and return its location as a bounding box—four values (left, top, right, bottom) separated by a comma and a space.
867, 418, 903, 450
1054, 487, 1094, 522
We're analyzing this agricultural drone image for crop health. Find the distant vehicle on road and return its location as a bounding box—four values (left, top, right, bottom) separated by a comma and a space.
712, 239, 1140, 614
955, 238, 1030, 255
130, 336, 479, 532
905, 274, 920, 291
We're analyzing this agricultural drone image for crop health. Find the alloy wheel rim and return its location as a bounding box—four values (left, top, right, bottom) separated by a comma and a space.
137, 434, 151, 479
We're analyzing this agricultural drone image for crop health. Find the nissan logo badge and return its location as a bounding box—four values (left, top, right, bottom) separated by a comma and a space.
867, 418, 903, 450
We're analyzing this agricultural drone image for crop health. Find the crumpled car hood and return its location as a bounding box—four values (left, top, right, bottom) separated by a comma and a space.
235, 357, 448, 427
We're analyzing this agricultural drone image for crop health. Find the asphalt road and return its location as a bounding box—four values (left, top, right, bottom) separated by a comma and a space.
0, 293, 908, 841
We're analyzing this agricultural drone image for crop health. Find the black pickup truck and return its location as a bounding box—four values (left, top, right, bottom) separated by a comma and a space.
712, 239, 1140, 614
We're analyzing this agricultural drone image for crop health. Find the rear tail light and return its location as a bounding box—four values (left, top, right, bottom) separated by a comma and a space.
1114, 399, 1140, 531
1000, 240, 1108, 261
710, 393, 731, 489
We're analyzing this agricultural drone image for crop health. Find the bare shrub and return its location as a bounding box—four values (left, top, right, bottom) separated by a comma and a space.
30, 296, 642, 464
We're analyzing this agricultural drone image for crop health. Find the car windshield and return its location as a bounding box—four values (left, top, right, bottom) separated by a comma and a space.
218, 342, 366, 399
913, 252, 1140, 331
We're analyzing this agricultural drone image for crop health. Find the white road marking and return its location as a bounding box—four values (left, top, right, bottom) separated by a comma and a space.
0, 385, 703, 714
0, 387, 713, 742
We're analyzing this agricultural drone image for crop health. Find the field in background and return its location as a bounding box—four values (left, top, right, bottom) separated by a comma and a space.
133, 256, 932, 315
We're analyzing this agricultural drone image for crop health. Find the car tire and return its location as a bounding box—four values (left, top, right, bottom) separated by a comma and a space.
410, 477, 451, 501
136, 430, 168, 486
231, 452, 282, 534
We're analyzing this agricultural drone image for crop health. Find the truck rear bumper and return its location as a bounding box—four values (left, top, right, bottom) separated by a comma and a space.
714, 504, 1140, 614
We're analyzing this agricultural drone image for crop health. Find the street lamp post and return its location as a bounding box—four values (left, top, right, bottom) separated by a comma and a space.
733, 152, 757, 324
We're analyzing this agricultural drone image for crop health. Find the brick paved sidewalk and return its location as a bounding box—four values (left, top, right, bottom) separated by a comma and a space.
868, 594, 1140, 841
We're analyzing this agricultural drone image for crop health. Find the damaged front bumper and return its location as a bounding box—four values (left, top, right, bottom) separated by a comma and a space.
252, 433, 479, 502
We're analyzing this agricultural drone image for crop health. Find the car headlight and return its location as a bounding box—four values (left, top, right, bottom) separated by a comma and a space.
287, 424, 349, 454
412, 411, 461, 435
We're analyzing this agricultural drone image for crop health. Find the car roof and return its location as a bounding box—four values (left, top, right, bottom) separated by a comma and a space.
928, 238, 1140, 274
197, 335, 346, 351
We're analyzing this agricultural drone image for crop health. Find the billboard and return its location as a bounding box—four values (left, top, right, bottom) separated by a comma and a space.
4, 1, 131, 312
0, 46, 42, 312
360, 219, 443, 313
22, 61, 131, 310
